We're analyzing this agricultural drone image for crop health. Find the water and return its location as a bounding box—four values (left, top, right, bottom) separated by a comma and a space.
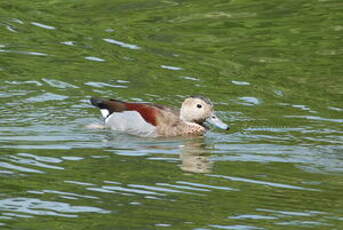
0, 0, 342, 229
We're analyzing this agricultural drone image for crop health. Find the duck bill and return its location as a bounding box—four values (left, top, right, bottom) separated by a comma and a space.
206, 114, 230, 130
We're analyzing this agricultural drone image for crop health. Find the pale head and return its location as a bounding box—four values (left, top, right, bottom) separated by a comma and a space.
180, 96, 230, 130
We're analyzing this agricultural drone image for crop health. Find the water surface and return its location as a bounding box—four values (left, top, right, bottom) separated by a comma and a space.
0, 0, 342, 229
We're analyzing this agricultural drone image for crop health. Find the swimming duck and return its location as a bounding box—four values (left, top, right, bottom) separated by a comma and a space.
90, 96, 229, 137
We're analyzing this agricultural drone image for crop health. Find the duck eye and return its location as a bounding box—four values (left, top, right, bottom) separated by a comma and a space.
197, 104, 202, 109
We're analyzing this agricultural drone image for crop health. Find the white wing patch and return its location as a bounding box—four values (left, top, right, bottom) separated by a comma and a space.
100, 109, 110, 118
104, 111, 156, 137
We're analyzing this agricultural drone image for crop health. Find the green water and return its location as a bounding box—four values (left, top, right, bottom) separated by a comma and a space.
0, 0, 342, 229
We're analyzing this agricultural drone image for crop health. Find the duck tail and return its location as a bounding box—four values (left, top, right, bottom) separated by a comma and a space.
90, 97, 111, 118
90, 97, 126, 119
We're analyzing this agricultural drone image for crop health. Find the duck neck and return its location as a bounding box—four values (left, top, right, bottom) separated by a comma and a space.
180, 115, 207, 129
179, 112, 189, 123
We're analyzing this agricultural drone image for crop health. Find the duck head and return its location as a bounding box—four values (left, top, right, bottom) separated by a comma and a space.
180, 96, 230, 130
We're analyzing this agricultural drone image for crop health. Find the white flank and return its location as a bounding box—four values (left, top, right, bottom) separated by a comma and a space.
105, 111, 156, 137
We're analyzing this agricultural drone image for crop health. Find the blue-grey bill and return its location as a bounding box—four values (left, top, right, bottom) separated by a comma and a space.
206, 114, 230, 130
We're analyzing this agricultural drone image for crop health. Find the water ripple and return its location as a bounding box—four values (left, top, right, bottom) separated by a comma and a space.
160, 65, 183, 70
31, 22, 56, 30
102, 185, 163, 196
156, 183, 210, 192
5, 80, 43, 86
9, 155, 64, 170
17, 153, 62, 163
231, 80, 250, 86
285, 115, 343, 123
237, 97, 261, 106
0, 49, 48, 56
276, 220, 331, 227
176, 181, 237, 191
209, 224, 264, 230
0, 197, 110, 218
25, 93, 68, 103
0, 162, 43, 174
64, 180, 95, 186
256, 208, 326, 217
85, 81, 128, 88
27, 189, 98, 200
85, 56, 105, 62
128, 184, 195, 195
42, 78, 78, 88
208, 174, 320, 191
229, 214, 277, 220
61, 41, 76, 46
103, 38, 141, 50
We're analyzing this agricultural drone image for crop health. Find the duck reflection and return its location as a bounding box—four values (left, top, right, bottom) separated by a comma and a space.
179, 139, 213, 173
95, 127, 214, 173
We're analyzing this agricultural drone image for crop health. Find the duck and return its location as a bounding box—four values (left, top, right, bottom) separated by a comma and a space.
90, 96, 229, 137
